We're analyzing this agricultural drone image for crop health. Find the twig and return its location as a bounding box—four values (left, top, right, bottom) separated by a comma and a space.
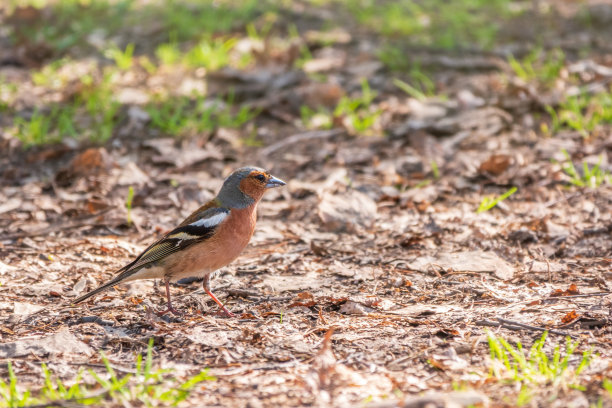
259, 128, 345, 156
498, 292, 611, 309
252, 296, 293, 305
543, 192, 582, 208
545, 292, 611, 300
500, 318, 571, 337
362, 391, 487, 408
226, 289, 262, 298
475, 318, 572, 337
67, 361, 137, 374
476, 319, 524, 332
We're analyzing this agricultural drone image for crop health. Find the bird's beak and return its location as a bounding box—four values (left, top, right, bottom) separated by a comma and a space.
265, 175, 286, 189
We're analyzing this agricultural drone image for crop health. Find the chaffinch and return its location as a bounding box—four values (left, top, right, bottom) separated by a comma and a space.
73, 167, 286, 317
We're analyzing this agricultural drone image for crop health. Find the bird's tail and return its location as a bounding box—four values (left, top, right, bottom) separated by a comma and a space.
72, 272, 127, 305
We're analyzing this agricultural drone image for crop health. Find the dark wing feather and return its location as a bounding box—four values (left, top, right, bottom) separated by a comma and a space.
73, 206, 230, 304
114, 206, 230, 280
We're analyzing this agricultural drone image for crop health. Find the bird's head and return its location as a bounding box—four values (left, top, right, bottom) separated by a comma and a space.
217, 167, 286, 208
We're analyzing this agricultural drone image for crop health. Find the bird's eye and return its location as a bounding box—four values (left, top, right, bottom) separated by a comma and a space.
254, 174, 266, 182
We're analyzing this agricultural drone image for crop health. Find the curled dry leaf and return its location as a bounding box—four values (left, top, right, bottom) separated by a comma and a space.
479, 154, 511, 175
430, 347, 469, 371
55, 147, 113, 186
298, 82, 345, 108
561, 310, 579, 324
339, 300, 375, 315
290, 291, 316, 308
550, 283, 580, 297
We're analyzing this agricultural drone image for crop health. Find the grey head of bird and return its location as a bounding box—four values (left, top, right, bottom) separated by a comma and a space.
216, 166, 286, 209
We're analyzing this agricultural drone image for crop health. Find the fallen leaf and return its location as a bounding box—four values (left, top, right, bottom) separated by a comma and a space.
298, 82, 345, 108
561, 310, 579, 324
72, 277, 88, 295
303, 47, 346, 73
0, 261, 17, 275
0, 198, 22, 215
116, 161, 151, 186
55, 147, 112, 186
144, 139, 222, 168
297, 292, 314, 300
567, 283, 580, 294
290, 291, 317, 307
479, 154, 511, 175
550, 284, 580, 297
318, 190, 377, 232
435, 328, 460, 338
406, 251, 515, 280
13, 302, 45, 315
0, 328, 93, 358
339, 300, 375, 315
69, 147, 112, 175
430, 347, 468, 371
305, 28, 351, 45
428, 357, 446, 371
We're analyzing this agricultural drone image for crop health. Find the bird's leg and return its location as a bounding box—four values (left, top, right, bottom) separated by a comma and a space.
203, 274, 235, 317
156, 278, 183, 316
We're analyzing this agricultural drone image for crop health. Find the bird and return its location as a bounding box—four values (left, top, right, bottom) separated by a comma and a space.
73, 166, 286, 317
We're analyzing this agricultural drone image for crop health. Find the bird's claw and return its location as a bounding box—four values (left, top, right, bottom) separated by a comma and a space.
156, 306, 184, 317
214, 307, 236, 318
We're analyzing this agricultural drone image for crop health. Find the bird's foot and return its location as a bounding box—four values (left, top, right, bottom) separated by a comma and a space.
156, 305, 184, 317
214, 306, 236, 318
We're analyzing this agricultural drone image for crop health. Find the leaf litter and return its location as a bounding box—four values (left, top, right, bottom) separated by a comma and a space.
0, 1, 611, 407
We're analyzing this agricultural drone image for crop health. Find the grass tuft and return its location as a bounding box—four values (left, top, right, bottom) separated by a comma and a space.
105, 43, 135, 70
125, 186, 135, 226
334, 79, 381, 135
345, 0, 517, 50
477, 186, 517, 213
508, 48, 565, 86
184, 37, 237, 70
487, 331, 593, 406
547, 90, 612, 138
558, 150, 611, 188
146, 95, 258, 138
0, 338, 215, 408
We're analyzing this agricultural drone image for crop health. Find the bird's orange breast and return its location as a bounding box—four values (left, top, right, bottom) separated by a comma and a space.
164, 205, 257, 280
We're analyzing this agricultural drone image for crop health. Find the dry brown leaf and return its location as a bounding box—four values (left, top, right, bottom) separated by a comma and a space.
561, 310, 579, 324
479, 154, 511, 175
550, 284, 580, 297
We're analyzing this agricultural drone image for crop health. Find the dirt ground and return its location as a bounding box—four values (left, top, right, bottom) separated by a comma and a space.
1, 1, 611, 407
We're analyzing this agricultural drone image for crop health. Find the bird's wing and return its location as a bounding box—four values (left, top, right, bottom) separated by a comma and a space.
73, 205, 231, 305
178, 198, 222, 227
113, 206, 230, 281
